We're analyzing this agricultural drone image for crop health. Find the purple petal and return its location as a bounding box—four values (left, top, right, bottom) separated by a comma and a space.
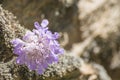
41, 60, 48, 69
46, 54, 58, 64
28, 61, 36, 70
37, 65, 44, 74
22, 31, 34, 41
33, 29, 40, 35
46, 57, 53, 64
11, 38, 24, 46
41, 19, 49, 27
13, 43, 25, 55
46, 31, 53, 39
34, 22, 41, 29
11, 19, 64, 75
55, 48, 64, 54
14, 48, 23, 55
16, 57, 24, 65
53, 32, 60, 39
53, 40, 59, 46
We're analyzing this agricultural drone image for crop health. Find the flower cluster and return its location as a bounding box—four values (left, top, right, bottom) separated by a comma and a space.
11, 19, 64, 74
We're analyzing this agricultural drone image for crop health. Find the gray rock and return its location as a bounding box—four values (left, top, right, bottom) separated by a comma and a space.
0, 4, 112, 80
0, 5, 27, 62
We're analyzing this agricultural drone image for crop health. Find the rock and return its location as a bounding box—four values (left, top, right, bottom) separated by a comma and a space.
0, 54, 111, 80
0, 5, 81, 80
2, 0, 119, 79
0, 6, 111, 80
0, 5, 27, 62
0, 5, 79, 80
2, 0, 81, 50
73, 0, 120, 79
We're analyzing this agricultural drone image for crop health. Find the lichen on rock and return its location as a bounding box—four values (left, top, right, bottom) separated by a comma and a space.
0, 4, 112, 80
0, 5, 27, 62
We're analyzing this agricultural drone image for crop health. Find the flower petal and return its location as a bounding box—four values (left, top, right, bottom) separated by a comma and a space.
34, 22, 41, 29
11, 19, 64, 75
41, 19, 49, 27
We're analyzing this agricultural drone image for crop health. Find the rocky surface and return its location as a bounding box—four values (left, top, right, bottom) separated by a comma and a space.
77, 0, 120, 80
2, 0, 81, 50
0, 5, 111, 80
0, 5, 27, 62
0, 0, 120, 80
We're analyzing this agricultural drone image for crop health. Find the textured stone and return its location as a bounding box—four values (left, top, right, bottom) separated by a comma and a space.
0, 5, 27, 62
0, 5, 100, 80
2, 0, 81, 50
0, 0, 116, 79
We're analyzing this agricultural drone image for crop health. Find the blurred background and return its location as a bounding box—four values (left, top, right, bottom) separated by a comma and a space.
0, 0, 120, 80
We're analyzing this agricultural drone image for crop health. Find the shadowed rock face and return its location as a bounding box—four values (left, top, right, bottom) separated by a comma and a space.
77, 0, 120, 80
1, 0, 120, 79
0, 5, 111, 80
2, 0, 81, 50
0, 5, 82, 80
0, 54, 82, 80
15, 55, 82, 80
0, 5, 27, 62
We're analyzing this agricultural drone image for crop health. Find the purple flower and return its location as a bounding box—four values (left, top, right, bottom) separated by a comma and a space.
11, 19, 64, 74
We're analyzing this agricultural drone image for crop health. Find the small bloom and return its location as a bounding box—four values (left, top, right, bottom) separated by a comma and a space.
11, 19, 64, 74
